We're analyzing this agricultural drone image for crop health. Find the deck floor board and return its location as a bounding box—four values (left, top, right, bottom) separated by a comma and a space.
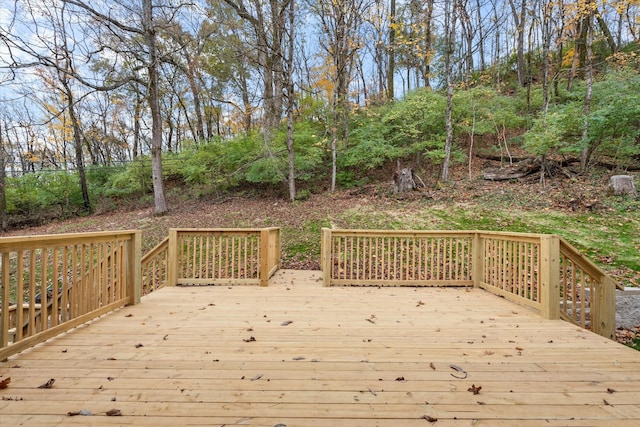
1, 270, 639, 426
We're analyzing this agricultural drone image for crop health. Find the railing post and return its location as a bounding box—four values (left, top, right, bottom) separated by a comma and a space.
167, 229, 179, 286
127, 231, 142, 305
1, 252, 10, 350
592, 275, 616, 340
321, 228, 332, 287
540, 235, 560, 320
259, 228, 269, 287
472, 232, 483, 288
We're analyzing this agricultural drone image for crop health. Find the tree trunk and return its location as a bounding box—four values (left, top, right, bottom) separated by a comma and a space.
143, 0, 167, 215
388, 0, 395, 100
0, 122, 8, 231
581, 13, 594, 173
286, 0, 296, 202
185, 51, 206, 143
60, 69, 91, 213
393, 168, 416, 193
423, 0, 434, 89
441, 0, 456, 182
608, 175, 637, 197
508, 0, 527, 86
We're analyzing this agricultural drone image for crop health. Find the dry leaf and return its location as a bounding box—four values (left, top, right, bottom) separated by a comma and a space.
421, 415, 438, 422
135, 343, 144, 348
106, 408, 122, 416
281, 320, 293, 326
125, 314, 133, 317
515, 346, 524, 351
38, 378, 55, 389
243, 336, 256, 342
395, 376, 406, 382
468, 384, 482, 395
429, 363, 436, 370
607, 388, 616, 394
0, 377, 10, 389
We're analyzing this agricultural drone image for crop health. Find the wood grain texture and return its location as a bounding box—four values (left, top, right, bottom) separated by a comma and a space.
1, 269, 638, 426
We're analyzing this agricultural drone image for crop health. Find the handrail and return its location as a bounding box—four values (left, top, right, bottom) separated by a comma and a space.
0, 230, 141, 360
559, 237, 616, 339
141, 237, 169, 294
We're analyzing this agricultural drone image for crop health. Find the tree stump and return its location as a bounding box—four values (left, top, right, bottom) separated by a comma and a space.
393, 168, 416, 193
608, 175, 637, 197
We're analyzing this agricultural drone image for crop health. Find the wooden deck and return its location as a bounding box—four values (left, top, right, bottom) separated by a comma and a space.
1, 270, 639, 426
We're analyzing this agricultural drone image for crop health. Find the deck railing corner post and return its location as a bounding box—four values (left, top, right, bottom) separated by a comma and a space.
167, 229, 179, 287
472, 232, 482, 288
127, 231, 142, 305
593, 275, 616, 340
259, 228, 270, 287
540, 234, 560, 320
321, 228, 332, 287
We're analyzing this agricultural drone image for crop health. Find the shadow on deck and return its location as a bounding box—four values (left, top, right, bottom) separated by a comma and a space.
1, 270, 639, 426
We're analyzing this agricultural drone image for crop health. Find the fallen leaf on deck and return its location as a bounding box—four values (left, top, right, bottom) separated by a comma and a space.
250, 374, 263, 381
243, 336, 256, 342
292, 356, 306, 361
0, 377, 10, 389
106, 357, 117, 361
281, 320, 293, 326
429, 363, 436, 370
468, 384, 482, 395
395, 376, 406, 382
106, 408, 122, 416
368, 387, 377, 396
607, 388, 616, 394
125, 314, 133, 317
135, 343, 144, 348
416, 300, 425, 307
421, 415, 438, 422
515, 346, 524, 351
38, 378, 55, 389
603, 399, 612, 406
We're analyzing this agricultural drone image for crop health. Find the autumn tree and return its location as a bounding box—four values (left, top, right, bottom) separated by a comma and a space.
312, 0, 371, 192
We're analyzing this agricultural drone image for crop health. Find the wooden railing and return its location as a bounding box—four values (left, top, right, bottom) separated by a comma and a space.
321, 229, 616, 339
559, 238, 616, 339
0, 231, 141, 360
141, 237, 169, 294
321, 229, 475, 286
165, 228, 280, 287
